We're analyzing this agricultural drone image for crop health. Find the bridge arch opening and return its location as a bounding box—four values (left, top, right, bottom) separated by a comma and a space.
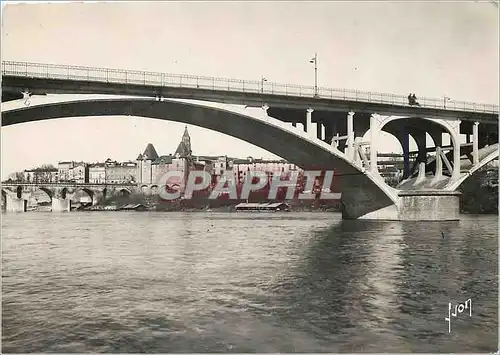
16, 185, 22, 199
71, 188, 94, 205
1, 190, 7, 210
31, 188, 53, 207
2, 98, 403, 214
118, 188, 131, 197
362, 129, 419, 187
376, 116, 461, 180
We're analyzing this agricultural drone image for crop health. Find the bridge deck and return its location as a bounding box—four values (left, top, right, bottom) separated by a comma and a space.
2, 182, 136, 188
2, 61, 498, 122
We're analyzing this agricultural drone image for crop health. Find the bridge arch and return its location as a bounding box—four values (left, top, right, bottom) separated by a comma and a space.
16, 185, 23, 199
117, 188, 131, 197
2, 97, 400, 218
70, 187, 94, 204
35, 187, 53, 202
61, 187, 68, 199
378, 116, 453, 149
374, 115, 461, 184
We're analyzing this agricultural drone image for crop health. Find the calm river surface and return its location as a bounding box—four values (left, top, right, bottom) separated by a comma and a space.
2, 212, 498, 353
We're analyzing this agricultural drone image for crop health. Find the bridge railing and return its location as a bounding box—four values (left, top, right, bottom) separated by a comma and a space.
2, 60, 498, 114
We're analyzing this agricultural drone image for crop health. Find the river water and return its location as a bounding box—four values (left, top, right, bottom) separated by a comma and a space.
1, 212, 498, 353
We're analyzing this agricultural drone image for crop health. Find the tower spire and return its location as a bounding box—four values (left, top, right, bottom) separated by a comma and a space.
174, 126, 192, 157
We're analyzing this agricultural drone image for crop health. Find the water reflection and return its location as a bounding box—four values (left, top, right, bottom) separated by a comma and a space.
392, 219, 498, 352
1, 212, 497, 353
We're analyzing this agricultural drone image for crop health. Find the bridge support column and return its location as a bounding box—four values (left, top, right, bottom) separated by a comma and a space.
6, 196, 27, 212
369, 114, 377, 173
324, 125, 334, 146
473, 121, 479, 165
317, 123, 324, 140
52, 198, 71, 212
431, 146, 444, 185
92, 191, 105, 206
292, 121, 297, 127
414, 162, 426, 186
306, 108, 313, 137
410, 130, 427, 176
347, 111, 355, 161
401, 126, 410, 179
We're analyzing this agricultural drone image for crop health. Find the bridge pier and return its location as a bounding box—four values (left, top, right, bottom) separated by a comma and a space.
92, 191, 105, 205
6, 196, 27, 212
52, 198, 71, 212
397, 190, 460, 221
341, 190, 461, 221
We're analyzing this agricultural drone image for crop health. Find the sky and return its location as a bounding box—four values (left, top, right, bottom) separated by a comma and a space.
1, 1, 498, 179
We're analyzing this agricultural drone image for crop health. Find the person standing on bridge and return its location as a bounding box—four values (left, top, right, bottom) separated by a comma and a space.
412, 93, 420, 106
408, 93, 414, 105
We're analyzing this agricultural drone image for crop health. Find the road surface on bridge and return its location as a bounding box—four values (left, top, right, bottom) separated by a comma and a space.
2, 61, 498, 123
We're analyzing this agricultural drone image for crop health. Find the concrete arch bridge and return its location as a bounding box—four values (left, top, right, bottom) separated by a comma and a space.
2, 95, 497, 220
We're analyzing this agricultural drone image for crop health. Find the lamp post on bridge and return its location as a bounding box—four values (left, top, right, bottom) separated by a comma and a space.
444, 96, 451, 109
261, 76, 267, 93
309, 53, 318, 98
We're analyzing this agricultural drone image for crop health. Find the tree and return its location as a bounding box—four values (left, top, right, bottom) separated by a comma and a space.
32, 164, 57, 183
7, 172, 24, 182
40, 164, 56, 169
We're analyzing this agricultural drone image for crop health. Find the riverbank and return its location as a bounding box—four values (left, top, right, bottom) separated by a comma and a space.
73, 198, 342, 213
4, 167, 496, 214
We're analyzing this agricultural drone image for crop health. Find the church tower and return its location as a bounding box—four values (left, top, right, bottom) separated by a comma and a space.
174, 126, 192, 158
172, 127, 193, 193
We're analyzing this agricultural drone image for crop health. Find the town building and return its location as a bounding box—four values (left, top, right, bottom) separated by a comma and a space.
24, 167, 59, 183
88, 163, 106, 183
136, 126, 193, 186
72, 162, 89, 183
136, 143, 159, 185
58, 161, 75, 182
231, 157, 300, 183
105, 159, 137, 184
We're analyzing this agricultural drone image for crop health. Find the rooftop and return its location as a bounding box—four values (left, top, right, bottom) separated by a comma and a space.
174, 126, 192, 157
142, 143, 160, 161
25, 167, 58, 172
89, 163, 106, 168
